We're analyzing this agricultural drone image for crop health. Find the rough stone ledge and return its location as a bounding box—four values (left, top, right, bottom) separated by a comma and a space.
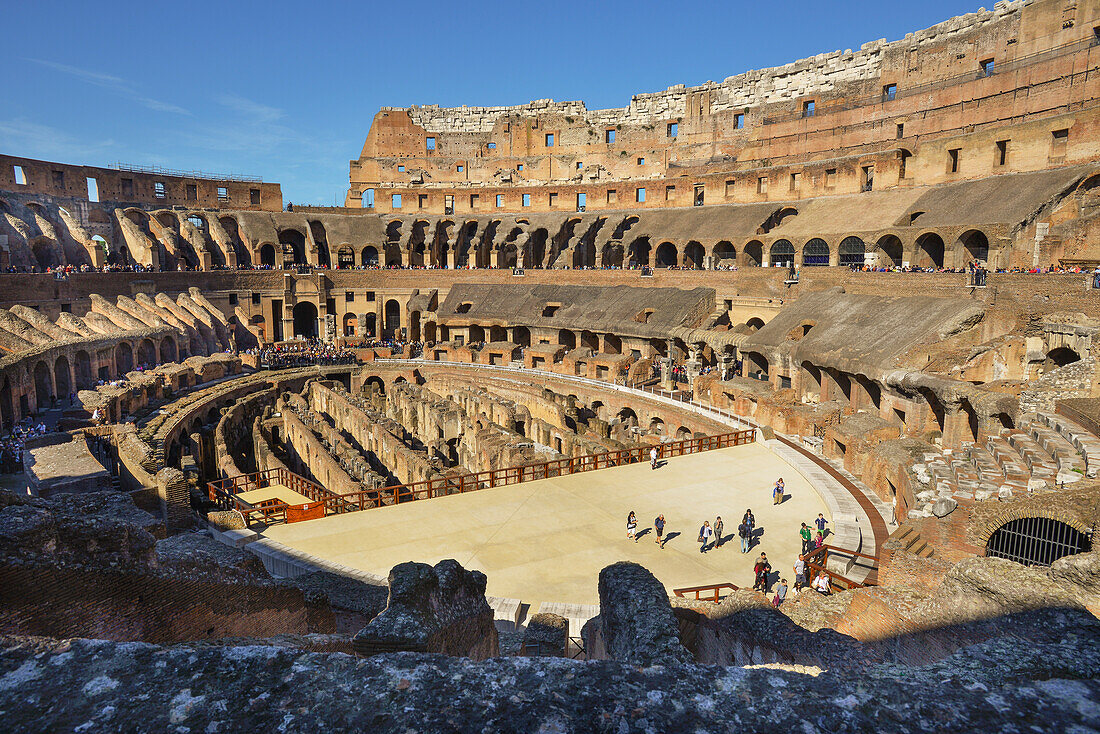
0, 633, 1096, 732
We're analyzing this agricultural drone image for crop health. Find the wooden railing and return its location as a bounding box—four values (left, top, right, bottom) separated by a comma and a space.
802, 544, 878, 591
208, 428, 756, 525
673, 582, 739, 602
206, 466, 340, 527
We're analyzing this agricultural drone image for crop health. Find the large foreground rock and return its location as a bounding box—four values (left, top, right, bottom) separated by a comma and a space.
0, 633, 1096, 732
352, 559, 497, 660
588, 561, 691, 665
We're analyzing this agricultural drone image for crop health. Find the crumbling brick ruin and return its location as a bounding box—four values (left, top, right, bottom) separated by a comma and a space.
1, 0, 1098, 729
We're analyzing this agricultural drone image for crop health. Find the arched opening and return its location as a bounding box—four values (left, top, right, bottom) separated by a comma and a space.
31, 239, 60, 271
648, 417, 665, 435
53, 356, 71, 401
364, 313, 377, 338
160, 337, 177, 364
986, 517, 1089, 566
675, 426, 691, 440
802, 238, 830, 266
875, 235, 904, 267
915, 233, 945, 269
920, 388, 946, 435
616, 407, 638, 428
655, 242, 677, 268
769, 240, 794, 268
502, 244, 519, 269
1047, 347, 1081, 368
512, 326, 530, 347
361, 246, 379, 267
74, 350, 93, 389
259, 244, 277, 267
743, 240, 763, 267
343, 313, 359, 338
603, 334, 622, 354
292, 301, 319, 340
469, 325, 485, 343
337, 246, 355, 269
959, 230, 989, 264
489, 325, 507, 342
115, 343, 133, 375
278, 230, 307, 265
838, 236, 866, 267
601, 243, 624, 268
423, 321, 437, 343
744, 351, 769, 379
137, 338, 156, 367
746, 317, 765, 331
627, 237, 651, 267
580, 330, 599, 352
366, 376, 386, 396
684, 241, 705, 269
558, 329, 577, 350
713, 241, 736, 268
384, 299, 401, 338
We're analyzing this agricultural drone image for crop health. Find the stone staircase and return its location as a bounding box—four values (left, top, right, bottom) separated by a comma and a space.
916, 411, 1098, 513
892, 525, 934, 558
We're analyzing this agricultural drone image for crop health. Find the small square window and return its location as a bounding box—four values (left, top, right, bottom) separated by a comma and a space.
366, 292, 375, 302
470, 194, 479, 208
802, 100, 815, 118
228, 293, 238, 306
426, 137, 436, 150
60, 303, 71, 313
576, 161, 583, 169
13, 165, 26, 185
522, 193, 531, 207
154, 181, 166, 199
545, 133, 554, 147
883, 83, 897, 101
605, 129, 616, 144
457, 164, 464, 172
217, 186, 229, 202
734, 113, 744, 129
637, 157, 645, 165
398, 165, 405, 172
392, 194, 402, 208
667, 122, 678, 137
517, 164, 524, 171
607, 189, 618, 204
980, 58, 994, 77
251, 292, 261, 305
636, 187, 646, 203
496, 194, 504, 207
549, 192, 558, 206
487, 142, 496, 150
346, 291, 355, 302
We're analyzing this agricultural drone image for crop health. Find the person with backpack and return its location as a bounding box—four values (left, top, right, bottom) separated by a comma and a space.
741, 509, 755, 553
753, 552, 772, 593
654, 514, 666, 548
698, 520, 713, 553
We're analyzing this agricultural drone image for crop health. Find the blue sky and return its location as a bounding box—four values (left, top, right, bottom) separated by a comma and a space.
5, 0, 978, 205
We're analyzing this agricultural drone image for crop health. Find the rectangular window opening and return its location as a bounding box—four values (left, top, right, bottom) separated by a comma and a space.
470, 194, 479, 209
667, 122, 678, 138
487, 142, 497, 150
824, 168, 837, 187
980, 58, 994, 77
154, 181, 167, 199
576, 161, 583, 169
724, 180, 734, 197
948, 148, 960, 174
392, 193, 402, 208
52, 170, 65, 189
397, 165, 405, 172
522, 193, 531, 207
548, 192, 558, 207
693, 184, 704, 207
363, 189, 375, 208
457, 164, 464, 172
789, 172, 801, 192
607, 189, 618, 204
86, 177, 99, 202
896, 123, 905, 139
545, 133, 554, 147
757, 176, 768, 194
517, 164, 524, 171
13, 165, 26, 185
667, 185, 677, 201
250, 188, 260, 205
576, 192, 586, 211
605, 129, 616, 144
251, 292, 261, 305
217, 186, 229, 203
495, 194, 504, 208
426, 137, 436, 151
185, 184, 197, 201
883, 83, 897, 102
637, 157, 645, 165
861, 165, 874, 192
802, 100, 815, 118
996, 140, 1008, 166
418, 194, 428, 209
636, 187, 646, 203
734, 113, 745, 129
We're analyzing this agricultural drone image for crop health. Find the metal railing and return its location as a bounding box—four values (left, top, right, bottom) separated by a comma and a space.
802, 544, 878, 591
109, 162, 263, 183
673, 582, 739, 602
208, 428, 755, 525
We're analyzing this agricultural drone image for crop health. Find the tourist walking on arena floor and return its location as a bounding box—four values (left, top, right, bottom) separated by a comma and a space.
773, 578, 788, 608
794, 554, 807, 587
698, 520, 713, 553
773, 477, 785, 505
654, 514, 666, 548
741, 509, 755, 552
713, 516, 724, 548
650, 446, 658, 469
753, 552, 772, 593
627, 511, 638, 542
799, 522, 813, 554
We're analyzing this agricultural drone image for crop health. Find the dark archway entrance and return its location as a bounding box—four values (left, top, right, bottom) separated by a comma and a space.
292, 301, 319, 340
986, 517, 1089, 566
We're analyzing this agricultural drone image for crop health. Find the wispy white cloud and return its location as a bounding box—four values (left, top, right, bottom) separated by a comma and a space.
26, 58, 191, 116
0, 119, 117, 161
218, 94, 284, 123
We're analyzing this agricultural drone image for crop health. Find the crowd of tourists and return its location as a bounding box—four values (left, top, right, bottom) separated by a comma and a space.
251, 341, 357, 369
0, 421, 52, 474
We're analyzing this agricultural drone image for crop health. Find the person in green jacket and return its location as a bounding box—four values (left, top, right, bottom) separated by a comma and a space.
799, 522, 813, 554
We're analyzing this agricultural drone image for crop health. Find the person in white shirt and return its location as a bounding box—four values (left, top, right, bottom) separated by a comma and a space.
813, 572, 831, 594
650, 446, 658, 470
